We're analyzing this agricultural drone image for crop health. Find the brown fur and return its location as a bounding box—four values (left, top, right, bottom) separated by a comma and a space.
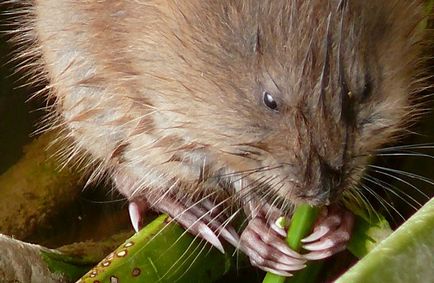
7, 0, 430, 211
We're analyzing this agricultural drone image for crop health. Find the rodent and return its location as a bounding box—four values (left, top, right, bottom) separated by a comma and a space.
8, 0, 430, 276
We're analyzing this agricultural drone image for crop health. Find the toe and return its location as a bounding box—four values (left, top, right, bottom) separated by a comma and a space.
154, 196, 243, 253
302, 207, 341, 243
187, 201, 240, 247
304, 244, 346, 260
271, 216, 289, 238
248, 218, 303, 259
303, 238, 336, 251
301, 225, 331, 243
239, 217, 306, 272
301, 206, 354, 260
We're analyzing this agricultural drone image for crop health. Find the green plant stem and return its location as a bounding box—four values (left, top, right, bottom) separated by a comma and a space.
263, 204, 320, 283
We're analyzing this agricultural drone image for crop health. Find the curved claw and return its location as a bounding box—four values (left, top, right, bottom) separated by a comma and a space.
198, 223, 225, 253
187, 203, 240, 247
301, 205, 354, 260
248, 218, 303, 260
128, 200, 149, 233
129, 202, 142, 233
246, 245, 306, 271
271, 216, 290, 238
303, 238, 336, 251
304, 244, 346, 260
149, 196, 243, 254
301, 225, 331, 243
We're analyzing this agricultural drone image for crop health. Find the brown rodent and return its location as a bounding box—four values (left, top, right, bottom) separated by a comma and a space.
9, 0, 430, 276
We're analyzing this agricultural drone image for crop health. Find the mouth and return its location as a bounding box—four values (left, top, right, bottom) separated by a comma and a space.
295, 190, 332, 206
236, 173, 334, 208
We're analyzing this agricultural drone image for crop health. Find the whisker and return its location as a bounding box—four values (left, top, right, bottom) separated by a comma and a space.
135, 192, 218, 256
375, 152, 434, 159
232, 175, 270, 204
360, 183, 405, 222
228, 166, 280, 187
264, 178, 288, 220
148, 180, 182, 210
162, 236, 207, 281
342, 189, 368, 217
350, 187, 381, 222
242, 176, 280, 208
359, 183, 395, 221
362, 176, 421, 211
79, 196, 127, 204
232, 186, 274, 232
377, 143, 434, 152
169, 200, 242, 279
369, 165, 434, 186
217, 164, 282, 179
174, 240, 213, 282
161, 190, 238, 256
158, 207, 229, 279
369, 169, 430, 200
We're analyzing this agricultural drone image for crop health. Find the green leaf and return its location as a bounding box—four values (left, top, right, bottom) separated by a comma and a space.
78, 214, 232, 283
336, 198, 434, 283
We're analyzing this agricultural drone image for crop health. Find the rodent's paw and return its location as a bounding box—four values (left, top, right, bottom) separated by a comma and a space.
147, 197, 239, 253
301, 205, 354, 260
239, 217, 306, 277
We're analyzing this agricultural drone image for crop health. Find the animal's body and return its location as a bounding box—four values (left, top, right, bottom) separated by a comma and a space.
8, 0, 429, 275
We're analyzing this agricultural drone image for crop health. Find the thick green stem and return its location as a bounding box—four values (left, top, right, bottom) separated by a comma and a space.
263, 204, 320, 283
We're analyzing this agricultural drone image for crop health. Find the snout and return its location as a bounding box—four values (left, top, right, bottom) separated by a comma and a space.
294, 158, 343, 206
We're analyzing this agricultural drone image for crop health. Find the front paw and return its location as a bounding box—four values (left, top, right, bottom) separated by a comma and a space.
239, 216, 306, 277
239, 205, 354, 275
301, 205, 354, 260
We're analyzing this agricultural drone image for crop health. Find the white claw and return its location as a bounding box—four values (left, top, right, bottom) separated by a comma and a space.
220, 226, 240, 247
303, 250, 333, 260
271, 222, 287, 238
303, 239, 335, 251
198, 224, 225, 254
304, 244, 347, 260
128, 202, 141, 233
301, 226, 330, 243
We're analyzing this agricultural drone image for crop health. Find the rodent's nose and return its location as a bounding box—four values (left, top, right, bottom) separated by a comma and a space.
318, 158, 343, 203
298, 156, 343, 205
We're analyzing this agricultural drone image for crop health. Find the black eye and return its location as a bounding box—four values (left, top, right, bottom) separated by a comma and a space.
263, 91, 278, 110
